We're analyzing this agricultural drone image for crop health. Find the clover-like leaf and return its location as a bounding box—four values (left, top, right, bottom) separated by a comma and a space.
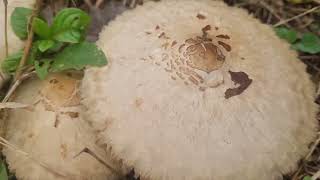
37, 40, 55, 52
53, 29, 81, 43
35, 60, 51, 80
302, 176, 312, 180
1, 51, 23, 73
293, 33, 320, 54
32, 17, 51, 39
51, 42, 107, 72
275, 27, 298, 44
0, 161, 8, 180
11, 7, 33, 40
51, 8, 90, 43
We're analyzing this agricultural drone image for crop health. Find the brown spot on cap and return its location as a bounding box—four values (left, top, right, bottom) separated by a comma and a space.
134, 98, 144, 108
186, 42, 225, 73
216, 34, 230, 39
65, 112, 79, 118
197, 13, 206, 20
155, 25, 160, 30
171, 41, 178, 47
50, 79, 58, 84
28, 133, 34, 138
218, 41, 232, 52
41, 74, 80, 107
202, 25, 211, 33
60, 144, 68, 159
159, 32, 165, 38
225, 71, 253, 99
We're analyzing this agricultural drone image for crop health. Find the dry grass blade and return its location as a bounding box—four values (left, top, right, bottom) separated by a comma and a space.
75, 148, 122, 176
274, 6, 320, 27
2, 71, 35, 103
0, 102, 31, 109
0, 136, 68, 178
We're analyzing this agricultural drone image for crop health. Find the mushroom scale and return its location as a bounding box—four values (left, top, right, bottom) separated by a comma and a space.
81, 0, 318, 180
3, 73, 122, 180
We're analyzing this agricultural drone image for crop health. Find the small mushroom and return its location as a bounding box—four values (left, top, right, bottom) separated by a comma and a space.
3, 73, 122, 180
81, 0, 318, 180
0, 0, 35, 88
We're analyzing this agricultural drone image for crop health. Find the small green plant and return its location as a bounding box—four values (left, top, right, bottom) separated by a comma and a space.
0, 161, 8, 180
2, 7, 107, 80
275, 27, 320, 54
303, 176, 312, 180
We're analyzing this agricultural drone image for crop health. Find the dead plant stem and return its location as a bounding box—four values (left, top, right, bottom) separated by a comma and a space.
14, 0, 42, 81
274, 6, 320, 27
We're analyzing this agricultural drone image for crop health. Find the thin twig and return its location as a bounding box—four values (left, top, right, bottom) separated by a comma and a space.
2, 71, 36, 103
312, 169, 320, 180
74, 147, 122, 176
274, 6, 320, 27
306, 136, 320, 161
14, 0, 42, 81
259, 1, 290, 27
314, 0, 320, 4
0, 136, 68, 178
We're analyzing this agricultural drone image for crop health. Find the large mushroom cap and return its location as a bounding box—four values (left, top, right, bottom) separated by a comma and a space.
3, 73, 121, 180
81, 0, 318, 180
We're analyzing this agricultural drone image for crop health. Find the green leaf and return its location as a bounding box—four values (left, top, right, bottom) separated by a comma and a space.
303, 176, 312, 180
35, 60, 51, 80
53, 29, 81, 43
287, 0, 312, 4
32, 17, 51, 39
293, 33, 320, 54
1, 51, 23, 73
38, 40, 55, 52
275, 27, 298, 44
51, 42, 107, 72
46, 42, 64, 53
0, 161, 8, 180
10, 7, 33, 40
51, 8, 90, 42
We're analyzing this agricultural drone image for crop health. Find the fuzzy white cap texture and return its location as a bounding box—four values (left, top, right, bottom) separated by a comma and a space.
81, 0, 319, 180
3, 73, 121, 180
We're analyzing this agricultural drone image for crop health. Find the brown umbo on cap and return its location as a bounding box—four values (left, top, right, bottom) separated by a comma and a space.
81, 0, 318, 180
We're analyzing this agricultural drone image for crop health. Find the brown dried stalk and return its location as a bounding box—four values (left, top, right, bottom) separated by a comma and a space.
14, 0, 43, 81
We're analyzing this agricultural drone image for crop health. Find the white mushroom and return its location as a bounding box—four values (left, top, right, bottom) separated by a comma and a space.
3, 73, 122, 180
0, 0, 35, 87
81, 0, 318, 180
